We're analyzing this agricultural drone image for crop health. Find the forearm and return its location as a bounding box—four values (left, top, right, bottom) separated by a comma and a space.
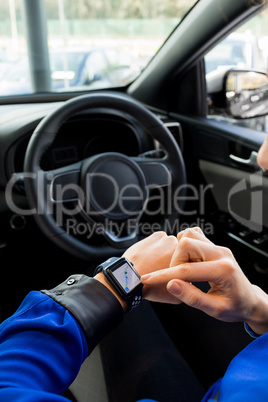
0, 290, 88, 400
0, 276, 124, 399
42, 275, 124, 348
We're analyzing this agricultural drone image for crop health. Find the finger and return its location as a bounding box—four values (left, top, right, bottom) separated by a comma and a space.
176, 227, 213, 243
143, 283, 182, 305
141, 260, 223, 285
170, 237, 223, 267
167, 279, 228, 320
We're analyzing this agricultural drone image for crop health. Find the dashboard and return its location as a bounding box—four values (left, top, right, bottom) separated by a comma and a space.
1, 105, 157, 186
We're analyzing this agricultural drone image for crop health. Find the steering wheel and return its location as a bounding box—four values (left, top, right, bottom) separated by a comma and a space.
24, 92, 186, 261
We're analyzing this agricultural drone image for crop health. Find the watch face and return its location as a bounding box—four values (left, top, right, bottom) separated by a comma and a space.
109, 262, 141, 294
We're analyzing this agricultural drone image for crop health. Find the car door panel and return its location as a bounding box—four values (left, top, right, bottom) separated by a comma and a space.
199, 159, 268, 231
168, 113, 268, 288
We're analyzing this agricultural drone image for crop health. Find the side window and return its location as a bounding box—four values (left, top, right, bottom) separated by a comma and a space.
205, 7, 268, 132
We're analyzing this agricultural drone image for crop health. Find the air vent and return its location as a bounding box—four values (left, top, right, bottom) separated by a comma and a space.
164, 121, 183, 152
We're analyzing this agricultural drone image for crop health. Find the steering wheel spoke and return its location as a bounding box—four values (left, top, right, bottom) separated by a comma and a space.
132, 156, 172, 189
44, 162, 82, 203
101, 219, 140, 248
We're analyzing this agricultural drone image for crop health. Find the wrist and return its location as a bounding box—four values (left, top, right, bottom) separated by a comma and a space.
246, 285, 268, 336
94, 256, 143, 313
94, 272, 128, 312
42, 275, 124, 352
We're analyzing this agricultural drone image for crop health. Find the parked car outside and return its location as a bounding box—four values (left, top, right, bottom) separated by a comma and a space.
205, 31, 259, 74
0, 47, 138, 95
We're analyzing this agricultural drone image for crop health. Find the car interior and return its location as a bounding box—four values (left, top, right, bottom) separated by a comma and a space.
1, 0, 268, 401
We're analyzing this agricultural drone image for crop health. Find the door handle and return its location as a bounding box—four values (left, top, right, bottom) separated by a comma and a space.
229, 151, 259, 169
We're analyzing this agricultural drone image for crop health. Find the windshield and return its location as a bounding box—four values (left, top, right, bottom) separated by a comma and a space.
0, 0, 198, 97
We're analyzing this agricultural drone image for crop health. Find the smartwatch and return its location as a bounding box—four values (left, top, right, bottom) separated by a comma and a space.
94, 257, 143, 312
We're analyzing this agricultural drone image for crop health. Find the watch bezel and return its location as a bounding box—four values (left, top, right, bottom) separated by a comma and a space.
103, 257, 143, 299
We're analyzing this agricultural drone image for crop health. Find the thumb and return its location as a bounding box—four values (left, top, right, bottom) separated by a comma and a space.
167, 280, 209, 312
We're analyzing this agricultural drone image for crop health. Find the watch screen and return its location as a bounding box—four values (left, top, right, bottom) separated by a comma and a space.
112, 262, 140, 294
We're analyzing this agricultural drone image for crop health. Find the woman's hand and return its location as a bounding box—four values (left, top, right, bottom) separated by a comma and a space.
123, 231, 177, 275
96, 231, 178, 309
123, 231, 180, 303
141, 228, 268, 335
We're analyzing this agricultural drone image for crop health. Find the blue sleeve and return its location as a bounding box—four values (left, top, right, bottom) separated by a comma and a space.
0, 275, 124, 401
202, 333, 268, 401
0, 291, 89, 401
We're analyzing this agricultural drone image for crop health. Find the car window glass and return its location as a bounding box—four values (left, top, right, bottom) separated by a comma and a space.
205, 7, 268, 132
0, 0, 198, 97
50, 52, 85, 82
85, 51, 108, 83
105, 49, 120, 67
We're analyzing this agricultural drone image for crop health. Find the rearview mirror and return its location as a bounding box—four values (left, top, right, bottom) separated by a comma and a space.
226, 70, 268, 119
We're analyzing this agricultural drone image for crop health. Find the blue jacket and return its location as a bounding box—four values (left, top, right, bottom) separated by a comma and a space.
0, 275, 123, 401
0, 274, 268, 401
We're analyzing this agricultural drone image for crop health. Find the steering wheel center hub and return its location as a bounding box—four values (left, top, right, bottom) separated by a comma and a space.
81, 153, 147, 223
